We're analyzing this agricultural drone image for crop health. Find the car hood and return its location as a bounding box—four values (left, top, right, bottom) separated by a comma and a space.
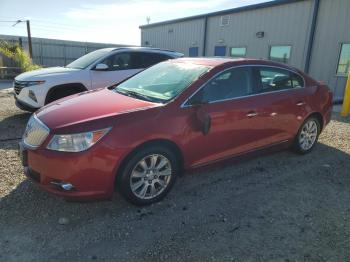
36, 88, 162, 130
15, 67, 80, 81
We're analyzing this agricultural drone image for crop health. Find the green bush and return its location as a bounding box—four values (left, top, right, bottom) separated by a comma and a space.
0, 40, 41, 72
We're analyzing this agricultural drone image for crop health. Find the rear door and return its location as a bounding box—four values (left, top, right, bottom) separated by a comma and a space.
253, 66, 308, 143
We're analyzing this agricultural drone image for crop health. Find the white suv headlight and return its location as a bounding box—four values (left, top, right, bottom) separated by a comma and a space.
47, 128, 110, 152
24, 81, 46, 87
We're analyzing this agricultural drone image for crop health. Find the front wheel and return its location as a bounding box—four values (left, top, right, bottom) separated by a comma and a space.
293, 117, 321, 154
117, 146, 178, 206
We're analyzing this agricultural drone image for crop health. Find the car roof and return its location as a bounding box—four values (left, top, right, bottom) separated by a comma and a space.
170, 57, 302, 72
99, 47, 184, 57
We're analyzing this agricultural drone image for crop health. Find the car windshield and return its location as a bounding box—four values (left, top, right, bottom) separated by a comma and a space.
66, 49, 111, 69
114, 61, 210, 103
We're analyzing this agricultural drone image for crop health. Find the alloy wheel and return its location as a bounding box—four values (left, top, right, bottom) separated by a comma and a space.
129, 154, 172, 200
299, 119, 318, 151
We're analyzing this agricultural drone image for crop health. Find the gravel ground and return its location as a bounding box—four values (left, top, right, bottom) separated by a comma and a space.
1, 88, 350, 262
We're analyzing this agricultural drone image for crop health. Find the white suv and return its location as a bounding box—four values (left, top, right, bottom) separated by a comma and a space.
14, 47, 183, 111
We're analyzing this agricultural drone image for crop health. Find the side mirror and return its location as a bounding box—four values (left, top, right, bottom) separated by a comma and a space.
94, 63, 109, 71
202, 114, 211, 135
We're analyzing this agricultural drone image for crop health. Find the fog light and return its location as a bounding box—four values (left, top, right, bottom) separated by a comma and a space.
50, 181, 75, 191
61, 183, 74, 191
28, 90, 37, 102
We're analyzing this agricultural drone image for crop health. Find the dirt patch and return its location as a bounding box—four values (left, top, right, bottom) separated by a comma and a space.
1, 89, 350, 261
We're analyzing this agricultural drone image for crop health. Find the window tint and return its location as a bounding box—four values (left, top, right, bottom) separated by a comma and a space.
194, 67, 253, 103
101, 53, 131, 71
139, 52, 171, 68
269, 46, 291, 64
66, 49, 110, 69
258, 67, 303, 93
337, 43, 350, 75
291, 73, 304, 88
230, 47, 246, 58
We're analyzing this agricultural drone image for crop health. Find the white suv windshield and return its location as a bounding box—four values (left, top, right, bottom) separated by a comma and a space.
66, 49, 111, 69
115, 61, 210, 103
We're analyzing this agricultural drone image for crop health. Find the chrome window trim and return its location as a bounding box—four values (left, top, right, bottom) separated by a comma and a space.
181, 64, 305, 108
23, 114, 50, 150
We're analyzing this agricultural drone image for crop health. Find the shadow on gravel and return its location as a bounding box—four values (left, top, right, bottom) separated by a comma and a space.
1, 142, 350, 261
0, 113, 31, 149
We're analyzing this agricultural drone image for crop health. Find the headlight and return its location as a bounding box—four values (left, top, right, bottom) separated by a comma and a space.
24, 81, 46, 87
47, 128, 111, 152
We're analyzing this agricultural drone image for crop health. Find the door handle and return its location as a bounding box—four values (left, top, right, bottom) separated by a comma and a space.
296, 101, 305, 106
246, 112, 258, 118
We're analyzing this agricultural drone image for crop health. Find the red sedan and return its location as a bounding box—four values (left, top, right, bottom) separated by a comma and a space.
20, 58, 333, 205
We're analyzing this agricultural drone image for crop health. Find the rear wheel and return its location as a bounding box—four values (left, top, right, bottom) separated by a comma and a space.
293, 117, 320, 154
118, 146, 178, 206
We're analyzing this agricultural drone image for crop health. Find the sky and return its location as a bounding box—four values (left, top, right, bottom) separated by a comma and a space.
0, 0, 270, 45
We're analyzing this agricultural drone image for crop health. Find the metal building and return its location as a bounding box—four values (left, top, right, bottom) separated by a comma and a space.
0, 34, 125, 78
140, 0, 350, 101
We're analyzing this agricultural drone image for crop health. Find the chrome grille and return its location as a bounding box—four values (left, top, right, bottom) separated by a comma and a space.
23, 114, 50, 149
14, 81, 26, 95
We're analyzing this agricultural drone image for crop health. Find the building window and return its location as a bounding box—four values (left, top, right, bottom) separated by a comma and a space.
269, 45, 291, 64
230, 47, 246, 58
337, 43, 350, 76
214, 46, 226, 56
189, 47, 199, 57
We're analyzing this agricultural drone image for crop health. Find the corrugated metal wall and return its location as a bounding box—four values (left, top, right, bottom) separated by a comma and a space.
0, 34, 125, 67
309, 0, 350, 100
140, 0, 350, 99
205, 1, 313, 69
141, 19, 206, 56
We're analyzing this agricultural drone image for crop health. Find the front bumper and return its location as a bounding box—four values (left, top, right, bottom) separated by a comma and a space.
19, 141, 127, 200
15, 97, 39, 112
14, 82, 48, 110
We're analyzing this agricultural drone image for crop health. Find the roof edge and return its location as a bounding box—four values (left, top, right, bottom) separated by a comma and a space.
139, 0, 305, 29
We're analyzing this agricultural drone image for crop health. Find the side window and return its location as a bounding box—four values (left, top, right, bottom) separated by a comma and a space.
291, 73, 304, 88
140, 52, 171, 68
258, 67, 302, 93
101, 53, 131, 71
194, 67, 253, 103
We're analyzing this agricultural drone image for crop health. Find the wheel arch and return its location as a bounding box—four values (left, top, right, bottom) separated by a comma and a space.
114, 139, 185, 187
306, 112, 324, 131
45, 83, 88, 104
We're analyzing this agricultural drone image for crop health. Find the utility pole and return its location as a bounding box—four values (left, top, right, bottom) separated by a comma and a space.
26, 20, 33, 59
13, 20, 33, 59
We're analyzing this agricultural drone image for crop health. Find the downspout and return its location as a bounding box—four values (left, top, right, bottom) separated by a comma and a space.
304, 0, 320, 73
202, 16, 208, 56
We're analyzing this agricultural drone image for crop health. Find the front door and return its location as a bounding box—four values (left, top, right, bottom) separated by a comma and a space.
183, 66, 271, 167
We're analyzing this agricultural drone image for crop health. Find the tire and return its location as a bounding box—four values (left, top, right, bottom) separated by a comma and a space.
293, 116, 321, 154
117, 145, 179, 206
